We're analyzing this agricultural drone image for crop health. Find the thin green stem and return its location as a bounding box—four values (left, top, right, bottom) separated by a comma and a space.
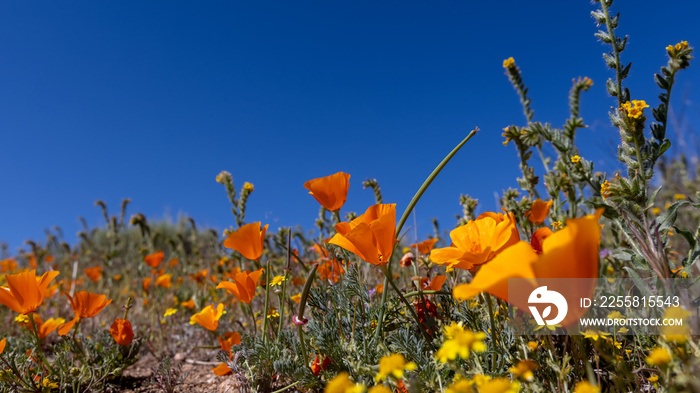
375, 128, 478, 342
396, 128, 478, 235
262, 258, 271, 344
29, 314, 55, 375
296, 265, 318, 369
271, 381, 301, 393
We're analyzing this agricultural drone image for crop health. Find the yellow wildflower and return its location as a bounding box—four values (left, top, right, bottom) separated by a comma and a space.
621, 100, 649, 119
648, 375, 659, 383
266, 308, 280, 319
581, 330, 610, 341
324, 372, 364, 393
375, 354, 416, 382
435, 324, 487, 363
551, 221, 562, 230
646, 347, 672, 366
479, 378, 520, 393
600, 180, 612, 200
269, 275, 285, 287
503, 57, 515, 68
661, 306, 691, 343
673, 194, 686, 200
367, 386, 392, 393
244, 182, 254, 192
573, 381, 600, 393
290, 294, 302, 303
527, 341, 539, 351
571, 155, 581, 163
652, 207, 660, 215
163, 308, 178, 318
509, 359, 537, 381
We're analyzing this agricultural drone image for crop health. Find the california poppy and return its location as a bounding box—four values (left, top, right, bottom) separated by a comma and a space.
189, 303, 225, 331
0, 337, 5, 354
218, 332, 241, 352
530, 227, 554, 254
303, 172, 351, 212
212, 363, 232, 376
420, 275, 447, 291
317, 258, 345, 284
155, 274, 172, 289
223, 222, 268, 261
216, 268, 263, 304
0, 259, 17, 273
430, 212, 520, 270
453, 209, 603, 327
110, 319, 134, 346
35, 316, 65, 339
58, 291, 112, 336
328, 204, 397, 266
142, 277, 152, 292
180, 299, 195, 309
144, 251, 164, 268
526, 199, 553, 224
410, 238, 439, 255
0, 270, 60, 315
85, 266, 103, 282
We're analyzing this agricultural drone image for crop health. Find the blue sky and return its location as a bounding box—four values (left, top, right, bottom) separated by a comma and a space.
1, 1, 698, 252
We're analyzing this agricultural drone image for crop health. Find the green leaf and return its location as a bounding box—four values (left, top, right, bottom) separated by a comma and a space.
673, 226, 697, 251
624, 267, 654, 298
656, 201, 689, 231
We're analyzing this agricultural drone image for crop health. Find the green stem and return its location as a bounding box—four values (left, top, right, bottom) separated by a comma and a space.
29, 314, 55, 375
271, 381, 301, 393
485, 295, 498, 370
296, 265, 318, 369
404, 290, 451, 298
396, 128, 478, 235
375, 128, 478, 341
262, 258, 271, 344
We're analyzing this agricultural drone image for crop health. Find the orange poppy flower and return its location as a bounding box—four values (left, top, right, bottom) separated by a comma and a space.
218, 332, 241, 352
216, 268, 263, 304
303, 172, 351, 212
0, 337, 5, 354
33, 316, 66, 339
328, 204, 397, 266
223, 222, 268, 261
168, 258, 179, 267
420, 275, 447, 291
0, 270, 60, 315
410, 238, 439, 255
85, 266, 103, 282
375, 283, 384, 294
28, 255, 38, 269
0, 259, 17, 273
144, 251, 164, 268
110, 319, 134, 346
189, 303, 225, 331
212, 363, 232, 376
180, 299, 195, 309
291, 277, 305, 286
453, 209, 603, 327
526, 199, 553, 224
430, 211, 520, 270
58, 291, 112, 335
317, 258, 345, 284
143, 277, 152, 292
530, 227, 554, 254
155, 274, 172, 289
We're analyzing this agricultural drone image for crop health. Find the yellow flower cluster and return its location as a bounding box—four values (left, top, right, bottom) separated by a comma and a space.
571, 155, 581, 163
620, 100, 650, 119
646, 347, 672, 366
582, 77, 593, 87
666, 41, 689, 55
374, 353, 416, 382
243, 182, 255, 192
600, 180, 612, 200
502, 57, 515, 68
435, 322, 486, 363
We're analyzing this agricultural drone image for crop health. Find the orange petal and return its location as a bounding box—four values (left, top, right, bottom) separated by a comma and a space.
212, 363, 232, 376
58, 316, 79, 336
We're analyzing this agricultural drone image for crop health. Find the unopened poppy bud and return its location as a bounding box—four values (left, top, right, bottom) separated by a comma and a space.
292, 315, 308, 326
400, 252, 415, 267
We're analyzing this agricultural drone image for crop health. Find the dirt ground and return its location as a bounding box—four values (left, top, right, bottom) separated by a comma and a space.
117, 354, 240, 393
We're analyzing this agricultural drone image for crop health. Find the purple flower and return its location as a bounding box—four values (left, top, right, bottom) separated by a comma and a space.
600, 249, 611, 258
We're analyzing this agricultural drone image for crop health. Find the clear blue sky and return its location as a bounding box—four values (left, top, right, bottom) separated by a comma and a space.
1, 1, 698, 252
